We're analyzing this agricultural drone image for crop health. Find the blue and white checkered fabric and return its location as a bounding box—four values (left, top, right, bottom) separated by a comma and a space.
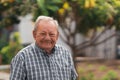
10, 43, 77, 80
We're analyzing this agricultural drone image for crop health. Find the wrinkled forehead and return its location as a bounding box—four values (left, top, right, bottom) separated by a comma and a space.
34, 19, 58, 31
35, 20, 58, 34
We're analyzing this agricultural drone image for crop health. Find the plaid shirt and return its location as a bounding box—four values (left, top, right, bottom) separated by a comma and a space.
10, 43, 77, 80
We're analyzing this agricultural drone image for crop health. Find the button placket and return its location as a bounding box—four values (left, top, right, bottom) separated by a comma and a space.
49, 55, 59, 80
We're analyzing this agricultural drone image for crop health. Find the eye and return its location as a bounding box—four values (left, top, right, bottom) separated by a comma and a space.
39, 33, 46, 36
49, 33, 55, 37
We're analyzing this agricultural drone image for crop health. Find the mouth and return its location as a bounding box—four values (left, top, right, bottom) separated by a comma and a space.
42, 41, 52, 45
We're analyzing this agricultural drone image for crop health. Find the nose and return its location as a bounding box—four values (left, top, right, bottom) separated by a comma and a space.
44, 34, 51, 40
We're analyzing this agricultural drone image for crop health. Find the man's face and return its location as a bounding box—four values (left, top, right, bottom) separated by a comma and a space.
33, 20, 59, 52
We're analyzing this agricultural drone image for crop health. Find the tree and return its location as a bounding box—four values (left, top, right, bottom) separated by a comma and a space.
1, 32, 23, 64
0, 0, 24, 64
0, 0, 20, 50
1, 0, 120, 63
7, 0, 120, 61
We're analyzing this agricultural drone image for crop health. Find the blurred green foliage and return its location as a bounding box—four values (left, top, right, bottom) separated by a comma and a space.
0, 0, 120, 64
0, 0, 20, 29
77, 65, 120, 80
17, 0, 120, 34
99, 65, 107, 71
102, 70, 118, 80
0, 32, 23, 64
0, 32, 9, 50
0, 0, 120, 38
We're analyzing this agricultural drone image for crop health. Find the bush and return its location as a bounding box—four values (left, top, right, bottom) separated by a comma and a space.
0, 32, 23, 64
102, 70, 118, 80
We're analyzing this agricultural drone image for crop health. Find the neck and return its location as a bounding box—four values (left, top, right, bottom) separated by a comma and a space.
35, 43, 54, 54
45, 49, 52, 54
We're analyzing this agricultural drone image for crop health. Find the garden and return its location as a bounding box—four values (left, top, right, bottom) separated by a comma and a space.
77, 59, 120, 80
0, 0, 120, 80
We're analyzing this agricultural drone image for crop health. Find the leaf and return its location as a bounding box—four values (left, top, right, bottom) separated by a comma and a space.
41, 8, 49, 16
37, 0, 45, 8
52, 0, 62, 3
47, 5, 59, 11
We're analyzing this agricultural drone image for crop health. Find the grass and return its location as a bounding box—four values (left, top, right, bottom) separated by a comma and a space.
76, 60, 120, 80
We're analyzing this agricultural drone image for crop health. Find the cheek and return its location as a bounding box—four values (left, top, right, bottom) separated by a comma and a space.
51, 37, 58, 41
35, 36, 42, 42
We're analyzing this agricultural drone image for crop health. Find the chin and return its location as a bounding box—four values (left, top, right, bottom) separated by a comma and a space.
42, 46, 52, 49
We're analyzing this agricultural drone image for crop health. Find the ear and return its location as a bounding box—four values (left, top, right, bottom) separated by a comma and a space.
56, 31, 59, 40
33, 30, 36, 39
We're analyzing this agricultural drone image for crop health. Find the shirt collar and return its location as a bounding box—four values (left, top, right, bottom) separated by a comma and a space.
34, 43, 56, 56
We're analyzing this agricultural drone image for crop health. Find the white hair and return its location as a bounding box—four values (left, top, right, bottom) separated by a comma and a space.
34, 16, 59, 31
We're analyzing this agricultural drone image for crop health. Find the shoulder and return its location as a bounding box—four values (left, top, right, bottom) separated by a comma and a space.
55, 44, 73, 64
13, 43, 35, 60
55, 44, 69, 51
55, 44, 71, 56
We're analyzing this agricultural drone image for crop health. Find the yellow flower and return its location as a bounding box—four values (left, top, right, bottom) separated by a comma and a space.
63, 2, 70, 10
84, 0, 96, 8
89, 0, 95, 8
84, 0, 90, 8
58, 8, 65, 15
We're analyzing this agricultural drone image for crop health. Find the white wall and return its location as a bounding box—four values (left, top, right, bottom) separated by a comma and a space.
18, 14, 34, 44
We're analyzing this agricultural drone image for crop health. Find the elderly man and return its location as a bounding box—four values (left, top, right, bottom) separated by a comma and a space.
10, 16, 78, 80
